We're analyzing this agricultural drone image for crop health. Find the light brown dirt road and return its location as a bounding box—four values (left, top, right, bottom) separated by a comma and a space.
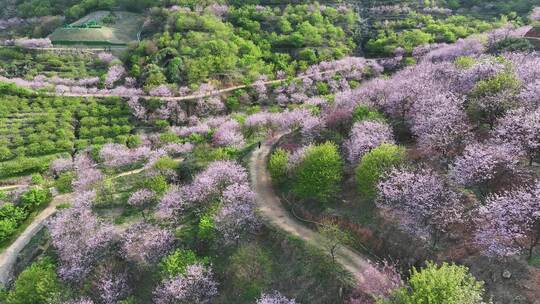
249, 139, 389, 293
0, 185, 24, 191
0, 194, 70, 286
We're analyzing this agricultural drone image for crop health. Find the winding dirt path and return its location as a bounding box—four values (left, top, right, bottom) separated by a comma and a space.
250, 138, 388, 291
0, 194, 70, 286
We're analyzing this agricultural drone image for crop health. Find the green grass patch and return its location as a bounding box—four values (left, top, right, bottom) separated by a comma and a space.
49, 11, 144, 46
529, 255, 540, 266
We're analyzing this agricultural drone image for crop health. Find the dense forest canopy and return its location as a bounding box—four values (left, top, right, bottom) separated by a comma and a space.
127, 3, 356, 87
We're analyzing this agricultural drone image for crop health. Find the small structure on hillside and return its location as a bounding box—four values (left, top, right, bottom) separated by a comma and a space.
63, 19, 102, 29
525, 26, 540, 50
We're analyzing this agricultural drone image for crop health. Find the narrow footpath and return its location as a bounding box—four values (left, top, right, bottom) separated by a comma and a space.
249, 138, 389, 292
0, 194, 70, 286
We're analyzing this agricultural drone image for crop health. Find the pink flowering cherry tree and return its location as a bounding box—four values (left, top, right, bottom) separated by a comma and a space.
493, 108, 540, 165
93, 268, 130, 304
214, 183, 261, 245
153, 264, 218, 304
450, 142, 522, 196
128, 189, 157, 219
120, 223, 175, 266
104, 65, 126, 88
410, 93, 472, 161
47, 205, 115, 282
344, 121, 395, 164
475, 181, 540, 258
212, 120, 245, 148
377, 168, 465, 244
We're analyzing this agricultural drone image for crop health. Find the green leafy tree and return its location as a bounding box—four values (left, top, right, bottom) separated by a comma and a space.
198, 212, 216, 242
160, 249, 209, 278
356, 144, 406, 200
55, 172, 75, 194
126, 135, 142, 148
468, 70, 521, 128
19, 188, 52, 211
268, 148, 288, 185
352, 105, 386, 123
0, 204, 28, 241
382, 262, 487, 304
319, 222, 352, 263
0, 147, 13, 161
5, 257, 62, 304
293, 142, 343, 203
141, 174, 169, 194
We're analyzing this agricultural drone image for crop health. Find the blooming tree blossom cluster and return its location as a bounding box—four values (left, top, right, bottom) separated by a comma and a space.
156, 160, 260, 244
0, 17, 55, 30
344, 121, 395, 164
378, 168, 465, 240
271, 57, 381, 105
153, 264, 218, 304
205, 4, 229, 17
475, 181, 540, 258
212, 119, 245, 148
370, 4, 411, 15
244, 108, 325, 142
0, 70, 144, 97
97, 52, 116, 63
150, 84, 173, 97
128, 97, 147, 120
128, 189, 156, 210
493, 108, 540, 164
304, 38, 539, 259
155, 186, 185, 220
99, 143, 151, 168
487, 24, 533, 48
104, 65, 126, 88
532, 7, 540, 21
94, 269, 130, 304
423, 38, 485, 63
65, 298, 94, 304
191, 83, 225, 115
120, 223, 175, 265
172, 123, 211, 138
143, 143, 193, 170
348, 261, 403, 302
214, 183, 261, 244
13, 37, 53, 48
256, 291, 297, 304
72, 154, 103, 192
155, 100, 187, 124
421, 6, 452, 15
99, 142, 192, 170
322, 49, 540, 165
450, 143, 521, 192
253, 75, 269, 101
409, 93, 472, 159
49, 157, 74, 177
182, 161, 248, 204
47, 200, 115, 282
